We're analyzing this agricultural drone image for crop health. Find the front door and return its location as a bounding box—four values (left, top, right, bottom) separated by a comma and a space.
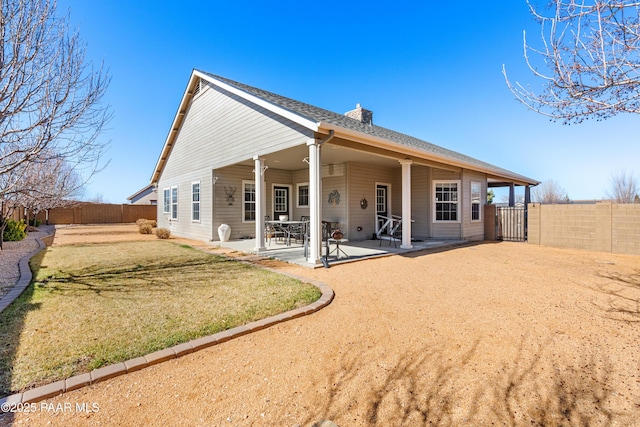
274, 186, 290, 220
376, 184, 389, 233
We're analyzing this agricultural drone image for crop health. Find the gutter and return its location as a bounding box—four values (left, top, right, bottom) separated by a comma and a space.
316, 121, 539, 186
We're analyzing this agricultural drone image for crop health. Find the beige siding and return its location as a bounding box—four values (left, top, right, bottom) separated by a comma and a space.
163, 85, 312, 175
461, 170, 487, 241
347, 162, 399, 241
411, 165, 430, 237
431, 169, 462, 238
210, 165, 256, 240
291, 169, 310, 221
157, 83, 313, 240
157, 167, 213, 242
323, 175, 348, 232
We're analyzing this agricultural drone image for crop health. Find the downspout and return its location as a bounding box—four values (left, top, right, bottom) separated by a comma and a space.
318, 129, 335, 146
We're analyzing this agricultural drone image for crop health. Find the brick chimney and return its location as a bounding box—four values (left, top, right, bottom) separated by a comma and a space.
345, 103, 373, 125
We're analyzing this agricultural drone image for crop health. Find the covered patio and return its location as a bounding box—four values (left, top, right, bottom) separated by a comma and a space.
215, 236, 467, 267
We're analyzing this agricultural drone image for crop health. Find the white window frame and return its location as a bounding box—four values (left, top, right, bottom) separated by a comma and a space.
191, 181, 201, 222
470, 181, 481, 222
163, 188, 170, 214
242, 180, 256, 223
296, 183, 309, 208
433, 180, 461, 223
171, 186, 178, 221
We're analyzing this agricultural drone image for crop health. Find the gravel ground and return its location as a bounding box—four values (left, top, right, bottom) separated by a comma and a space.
2, 224, 640, 426
0, 225, 55, 300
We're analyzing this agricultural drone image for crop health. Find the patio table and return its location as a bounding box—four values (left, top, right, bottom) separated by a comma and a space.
266, 220, 308, 246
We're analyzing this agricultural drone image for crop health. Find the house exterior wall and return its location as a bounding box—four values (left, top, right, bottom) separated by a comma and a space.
158, 167, 213, 241
430, 169, 462, 238
129, 187, 157, 205
346, 162, 399, 240
156, 81, 312, 239
411, 165, 430, 238
461, 169, 487, 241
212, 165, 256, 240
292, 169, 310, 221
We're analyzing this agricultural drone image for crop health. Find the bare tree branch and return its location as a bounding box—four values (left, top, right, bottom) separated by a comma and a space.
0, 0, 111, 181
0, 0, 111, 250
532, 179, 570, 203
504, 1, 640, 123
606, 169, 639, 202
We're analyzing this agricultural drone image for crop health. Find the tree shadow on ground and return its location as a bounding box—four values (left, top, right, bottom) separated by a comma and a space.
0, 276, 43, 425
294, 335, 631, 426
589, 270, 640, 322
31, 256, 241, 298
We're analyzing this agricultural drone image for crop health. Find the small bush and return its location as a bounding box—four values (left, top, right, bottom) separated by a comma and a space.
156, 228, 171, 239
137, 218, 157, 234
139, 223, 153, 234
28, 219, 41, 227
3, 220, 27, 242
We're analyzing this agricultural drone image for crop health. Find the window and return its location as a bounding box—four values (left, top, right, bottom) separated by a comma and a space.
243, 181, 255, 222
433, 181, 460, 222
163, 188, 170, 214
192, 182, 200, 222
471, 181, 481, 222
274, 188, 287, 213
171, 186, 178, 220
297, 183, 309, 207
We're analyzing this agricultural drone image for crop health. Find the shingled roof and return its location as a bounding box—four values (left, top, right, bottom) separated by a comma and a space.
197, 70, 537, 185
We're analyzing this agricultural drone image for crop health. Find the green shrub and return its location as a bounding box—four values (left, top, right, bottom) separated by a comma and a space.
156, 228, 171, 239
28, 219, 41, 227
3, 220, 27, 241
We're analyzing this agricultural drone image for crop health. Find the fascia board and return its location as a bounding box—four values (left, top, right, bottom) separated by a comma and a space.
318, 122, 539, 186
195, 70, 319, 132
151, 73, 199, 184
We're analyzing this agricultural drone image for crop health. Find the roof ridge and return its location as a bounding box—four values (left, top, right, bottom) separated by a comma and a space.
194, 69, 537, 184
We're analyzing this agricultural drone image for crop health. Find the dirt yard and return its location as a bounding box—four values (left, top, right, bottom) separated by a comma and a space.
4, 224, 640, 426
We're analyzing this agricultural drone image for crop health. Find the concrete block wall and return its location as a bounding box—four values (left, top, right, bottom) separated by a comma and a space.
612, 204, 640, 255
528, 203, 640, 255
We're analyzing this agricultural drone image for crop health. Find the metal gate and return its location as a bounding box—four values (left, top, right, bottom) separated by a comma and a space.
497, 206, 527, 242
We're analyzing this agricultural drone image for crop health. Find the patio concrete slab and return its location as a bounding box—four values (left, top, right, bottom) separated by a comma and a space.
216, 238, 467, 267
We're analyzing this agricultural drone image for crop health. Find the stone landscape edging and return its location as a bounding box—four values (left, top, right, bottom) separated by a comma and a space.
0, 241, 334, 409
0, 229, 54, 314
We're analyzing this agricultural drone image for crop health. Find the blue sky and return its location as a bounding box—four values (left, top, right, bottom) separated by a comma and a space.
57, 0, 639, 203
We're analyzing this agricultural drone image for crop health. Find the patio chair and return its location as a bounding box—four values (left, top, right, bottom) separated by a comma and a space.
379, 216, 401, 248
265, 216, 285, 245
289, 216, 310, 244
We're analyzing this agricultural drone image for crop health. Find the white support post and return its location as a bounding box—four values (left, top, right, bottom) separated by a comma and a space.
400, 159, 413, 249
307, 139, 322, 264
254, 156, 266, 251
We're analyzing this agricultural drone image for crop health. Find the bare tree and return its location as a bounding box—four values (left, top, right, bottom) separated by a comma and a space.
504, 1, 640, 123
0, 0, 111, 193
0, 0, 110, 249
606, 169, 639, 202
0, 156, 83, 248
532, 179, 570, 203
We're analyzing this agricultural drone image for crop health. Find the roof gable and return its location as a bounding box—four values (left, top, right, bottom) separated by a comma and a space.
151, 70, 538, 186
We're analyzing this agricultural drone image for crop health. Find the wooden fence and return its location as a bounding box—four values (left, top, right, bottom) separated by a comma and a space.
11, 203, 157, 225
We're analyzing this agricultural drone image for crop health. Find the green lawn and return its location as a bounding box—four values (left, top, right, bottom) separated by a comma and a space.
0, 240, 321, 395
